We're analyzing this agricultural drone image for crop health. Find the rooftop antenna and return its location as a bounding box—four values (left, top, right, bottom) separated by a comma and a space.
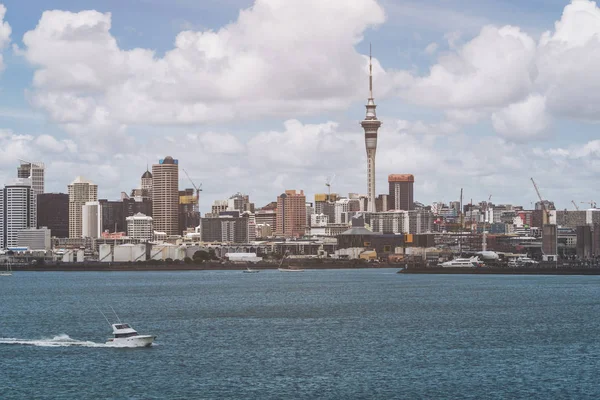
369, 43, 373, 99
109, 305, 122, 323
97, 306, 113, 327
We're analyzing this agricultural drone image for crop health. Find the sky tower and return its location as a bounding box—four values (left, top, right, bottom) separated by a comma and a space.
361, 45, 382, 213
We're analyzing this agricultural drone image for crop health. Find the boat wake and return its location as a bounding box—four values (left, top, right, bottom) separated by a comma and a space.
0, 334, 108, 348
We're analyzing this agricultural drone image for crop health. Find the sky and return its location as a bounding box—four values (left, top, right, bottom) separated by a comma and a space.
0, 0, 599, 213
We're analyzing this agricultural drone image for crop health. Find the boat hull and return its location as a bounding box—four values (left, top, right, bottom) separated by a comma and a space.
106, 335, 156, 348
243, 269, 260, 273
278, 268, 304, 272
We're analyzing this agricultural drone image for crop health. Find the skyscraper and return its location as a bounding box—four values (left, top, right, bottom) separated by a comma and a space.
360, 47, 382, 213
82, 201, 102, 238
68, 176, 98, 238
0, 178, 36, 248
17, 160, 45, 196
141, 169, 153, 198
276, 190, 306, 238
388, 174, 415, 211
152, 156, 179, 236
37, 193, 69, 238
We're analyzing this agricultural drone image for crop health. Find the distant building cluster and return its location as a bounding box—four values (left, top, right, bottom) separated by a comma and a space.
1, 67, 599, 265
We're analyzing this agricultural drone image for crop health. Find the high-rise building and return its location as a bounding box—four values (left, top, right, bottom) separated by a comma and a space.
152, 156, 179, 236
0, 178, 36, 248
361, 49, 382, 213
276, 190, 306, 238
179, 188, 200, 234
126, 213, 153, 241
141, 169, 153, 198
17, 227, 51, 250
68, 176, 98, 238
82, 201, 102, 238
17, 160, 45, 196
388, 174, 415, 211
37, 193, 69, 238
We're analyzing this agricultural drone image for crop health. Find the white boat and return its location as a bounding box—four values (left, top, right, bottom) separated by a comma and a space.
0, 262, 12, 276
106, 323, 156, 347
278, 267, 305, 272
100, 307, 155, 348
243, 267, 260, 273
440, 256, 482, 268
277, 253, 304, 272
508, 256, 539, 267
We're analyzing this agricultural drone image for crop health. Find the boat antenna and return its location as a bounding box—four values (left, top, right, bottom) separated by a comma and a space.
278, 251, 287, 269
97, 306, 113, 327
109, 305, 122, 323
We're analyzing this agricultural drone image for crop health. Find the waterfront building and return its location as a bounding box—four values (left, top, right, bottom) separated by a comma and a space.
388, 174, 414, 211
37, 193, 68, 238
17, 227, 51, 250
152, 156, 179, 236
126, 213, 154, 241
82, 201, 102, 238
17, 160, 45, 196
68, 176, 98, 238
0, 178, 36, 248
276, 190, 306, 238
200, 214, 253, 243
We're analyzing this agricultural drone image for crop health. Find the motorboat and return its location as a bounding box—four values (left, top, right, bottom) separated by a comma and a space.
508, 256, 539, 267
106, 323, 156, 348
440, 256, 482, 268
243, 267, 260, 273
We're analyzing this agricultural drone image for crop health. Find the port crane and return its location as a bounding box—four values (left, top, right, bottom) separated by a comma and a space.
325, 173, 336, 202
580, 201, 597, 209
572, 200, 580, 211
182, 168, 203, 213
530, 177, 550, 225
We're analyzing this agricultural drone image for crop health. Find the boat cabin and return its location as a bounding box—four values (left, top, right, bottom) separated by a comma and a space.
111, 323, 139, 338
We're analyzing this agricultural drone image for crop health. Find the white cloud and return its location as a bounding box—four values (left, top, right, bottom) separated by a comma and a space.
424, 42, 438, 55
21, 1, 386, 131
491, 94, 550, 140
0, 4, 12, 72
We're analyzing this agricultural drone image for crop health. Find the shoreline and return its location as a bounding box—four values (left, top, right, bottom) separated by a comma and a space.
400, 266, 600, 275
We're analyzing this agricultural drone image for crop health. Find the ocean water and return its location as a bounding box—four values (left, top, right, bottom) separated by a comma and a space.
1, 270, 600, 399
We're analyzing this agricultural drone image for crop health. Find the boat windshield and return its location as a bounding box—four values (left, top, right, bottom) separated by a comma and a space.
115, 332, 138, 338
115, 324, 130, 329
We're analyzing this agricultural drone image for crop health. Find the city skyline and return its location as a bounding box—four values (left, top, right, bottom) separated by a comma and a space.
0, 1, 599, 212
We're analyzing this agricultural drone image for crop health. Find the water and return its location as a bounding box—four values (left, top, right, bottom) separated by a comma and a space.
1, 270, 600, 399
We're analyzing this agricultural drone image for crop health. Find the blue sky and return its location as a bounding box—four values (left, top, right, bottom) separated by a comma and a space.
0, 0, 599, 213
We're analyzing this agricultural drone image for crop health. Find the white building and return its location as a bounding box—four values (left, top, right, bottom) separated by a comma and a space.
0, 178, 36, 249
126, 213, 154, 241
17, 227, 51, 250
68, 176, 98, 238
82, 201, 102, 238
311, 213, 329, 227
17, 160, 45, 196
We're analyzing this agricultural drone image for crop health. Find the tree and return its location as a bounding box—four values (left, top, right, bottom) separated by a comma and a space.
184, 257, 193, 264
193, 250, 209, 261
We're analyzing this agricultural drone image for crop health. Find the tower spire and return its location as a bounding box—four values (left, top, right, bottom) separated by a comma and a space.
369, 43, 373, 99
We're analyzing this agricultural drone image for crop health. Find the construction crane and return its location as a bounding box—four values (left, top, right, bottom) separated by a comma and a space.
572, 200, 580, 211
580, 201, 597, 209
530, 177, 550, 225
182, 168, 203, 213
325, 173, 336, 202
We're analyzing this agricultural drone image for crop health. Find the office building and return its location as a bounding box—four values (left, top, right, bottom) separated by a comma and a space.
388, 174, 414, 211
82, 201, 102, 238
17, 227, 51, 250
276, 190, 306, 238
126, 213, 154, 241
17, 160, 45, 196
68, 177, 98, 238
179, 188, 200, 234
37, 193, 69, 238
0, 178, 36, 248
152, 156, 179, 236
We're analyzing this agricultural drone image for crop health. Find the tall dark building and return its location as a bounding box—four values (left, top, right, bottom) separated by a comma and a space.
37, 193, 69, 238
388, 174, 414, 211
99, 198, 153, 234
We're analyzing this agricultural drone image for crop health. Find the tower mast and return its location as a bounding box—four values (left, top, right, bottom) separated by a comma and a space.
361, 44, 382, 213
